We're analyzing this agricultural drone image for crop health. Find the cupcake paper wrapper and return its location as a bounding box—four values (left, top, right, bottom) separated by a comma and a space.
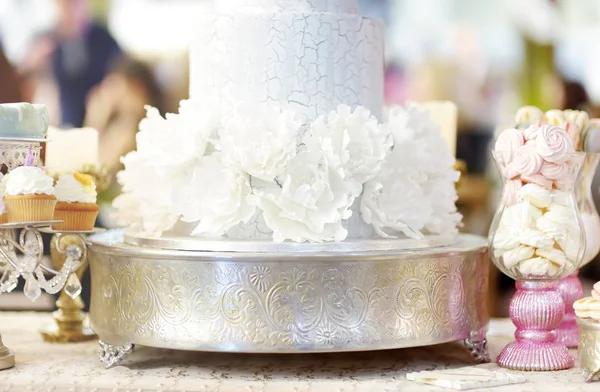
5, 197, 57, 223
53, 206, 98, 231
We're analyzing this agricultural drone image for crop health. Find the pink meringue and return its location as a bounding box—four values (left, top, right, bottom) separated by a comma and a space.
521, 173, 554, 190
536, 124, 574, 163
523, 124, 540, 141
539, 161, 571, 181
495, 128, 525, 165
507, 141, 543, 178
503, 179, 523, 205
593, 282, 600, 301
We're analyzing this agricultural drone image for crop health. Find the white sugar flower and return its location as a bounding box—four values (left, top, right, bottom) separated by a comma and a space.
136, 102, 216, 176
172, 153, 256, 237
385, 105, 454, 175
361, 169, 432, 239
219, 104, 301, 181
361, 105, 461, 238
114, 150, 181, 237
307, 105, 392, 184
422, 174, 462, 235
255, 147, 361, 243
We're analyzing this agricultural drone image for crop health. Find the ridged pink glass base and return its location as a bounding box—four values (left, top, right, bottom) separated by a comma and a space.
556, 271, 584, 348
497, 280, 574, 371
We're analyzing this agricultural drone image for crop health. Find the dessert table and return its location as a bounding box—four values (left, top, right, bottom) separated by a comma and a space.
0, 312, 595, 391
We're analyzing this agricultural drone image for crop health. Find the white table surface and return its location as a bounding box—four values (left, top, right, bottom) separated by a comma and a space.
0, 313, 596, 392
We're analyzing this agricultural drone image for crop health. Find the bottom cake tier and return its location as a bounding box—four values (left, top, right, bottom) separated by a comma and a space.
87, 230, 490, 366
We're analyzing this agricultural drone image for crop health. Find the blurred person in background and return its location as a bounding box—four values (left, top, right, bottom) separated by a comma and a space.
84, 56, 163, 206
20, 0, 122, 128
0, 42, 23, 103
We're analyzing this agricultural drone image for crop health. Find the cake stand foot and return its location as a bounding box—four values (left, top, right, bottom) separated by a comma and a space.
497, 280, 574, 371
464, 330, 490, 363
98, 341, 133, 368
0, 334, 15, 371
557, 271, 583, 348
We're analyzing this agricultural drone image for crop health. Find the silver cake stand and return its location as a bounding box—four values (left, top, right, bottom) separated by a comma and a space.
87, 230, 490, 368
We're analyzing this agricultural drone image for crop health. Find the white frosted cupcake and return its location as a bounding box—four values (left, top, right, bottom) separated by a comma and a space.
3, 166, 56, 222
0, 174, 7, 224
52, 173, 99, 231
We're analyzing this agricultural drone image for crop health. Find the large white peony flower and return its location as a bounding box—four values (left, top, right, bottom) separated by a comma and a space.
218, 104, 301, 181
422, 173, 462, 235
172, 153, 256, 237
255, 147, 361, 243
361, 169, 432, 239
114, 150, 181, 237
135, 102, 217, 177
361, 105, 462, 238
307, 105, 392, 184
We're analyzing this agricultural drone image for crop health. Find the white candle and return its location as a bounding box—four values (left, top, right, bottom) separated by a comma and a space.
45, 127, 99, 174
413, 101, 458, 157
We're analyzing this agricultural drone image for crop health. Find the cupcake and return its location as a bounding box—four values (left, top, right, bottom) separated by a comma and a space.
0, 174, 8, 224
3, 166, 56, 222
52, 172, 99, 231
574, 282, 600, 382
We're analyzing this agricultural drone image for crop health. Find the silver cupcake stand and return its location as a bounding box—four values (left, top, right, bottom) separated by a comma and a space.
88, 230, 490, 367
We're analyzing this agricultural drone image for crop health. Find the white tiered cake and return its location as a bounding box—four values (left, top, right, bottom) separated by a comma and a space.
190, 0, 384, 123
114, 0, 461, 244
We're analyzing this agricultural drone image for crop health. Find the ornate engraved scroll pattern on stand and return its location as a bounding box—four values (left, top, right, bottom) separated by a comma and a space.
88, 231, 490, 366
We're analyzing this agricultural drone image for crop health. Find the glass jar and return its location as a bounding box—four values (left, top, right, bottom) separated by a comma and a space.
490, 151, 585, 281
576, 153, 600, 265
489, 149, 585, 371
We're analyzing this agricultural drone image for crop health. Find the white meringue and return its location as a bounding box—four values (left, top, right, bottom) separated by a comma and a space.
535, 246, 569, 267
551, 190, 570, 207
518, 183, 551, 208
501, 245, 535, 269
518, 257, 560, 277
536, 216, 569, 241
544, 204, 579, 231
518, 228, 555, 249
557, 236, 582, 263
492, 227, 520, 250
500, 203, 543, 229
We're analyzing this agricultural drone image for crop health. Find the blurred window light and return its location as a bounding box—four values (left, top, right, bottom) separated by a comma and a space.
108, 0, 211, 58
0, 0, 57, 64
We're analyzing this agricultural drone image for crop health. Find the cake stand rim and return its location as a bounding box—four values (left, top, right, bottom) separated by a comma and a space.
123, 231, 459, 253
88, 230, 488, 261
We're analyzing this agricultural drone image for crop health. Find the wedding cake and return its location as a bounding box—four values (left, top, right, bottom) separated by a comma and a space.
114, 0, 462, 243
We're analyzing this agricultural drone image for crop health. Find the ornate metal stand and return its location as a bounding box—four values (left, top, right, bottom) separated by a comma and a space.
497, 280, 574, 371
89, 230, 490, 368
40, 230, 101, 342
98, 341, 134, 368
464, 329, 490, 363
557, 271, 584, 348
0, 223, 87, 370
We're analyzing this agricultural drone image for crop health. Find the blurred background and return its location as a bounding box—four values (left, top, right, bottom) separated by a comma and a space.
1, 0, 600, 315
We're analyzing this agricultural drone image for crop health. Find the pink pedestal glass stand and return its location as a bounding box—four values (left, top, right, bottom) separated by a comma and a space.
497, 280, 574, 371
556, 271, 584, 348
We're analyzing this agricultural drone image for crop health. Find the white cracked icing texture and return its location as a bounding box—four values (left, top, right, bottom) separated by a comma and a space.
215, 0, 358, 14
189, 12, 384, 123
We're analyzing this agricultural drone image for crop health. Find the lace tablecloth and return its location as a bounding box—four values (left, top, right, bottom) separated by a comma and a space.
0, 312, 595, 391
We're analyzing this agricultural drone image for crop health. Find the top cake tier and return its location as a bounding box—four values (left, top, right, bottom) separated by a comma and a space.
0, 103, 48, 139
215, 0, 358, 14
